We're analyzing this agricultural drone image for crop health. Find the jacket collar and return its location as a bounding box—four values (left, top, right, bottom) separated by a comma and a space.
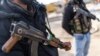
5, 0, 31, 16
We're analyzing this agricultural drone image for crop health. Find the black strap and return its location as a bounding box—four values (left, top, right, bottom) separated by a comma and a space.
45, 25, 55, 37
45, 12, 55, 37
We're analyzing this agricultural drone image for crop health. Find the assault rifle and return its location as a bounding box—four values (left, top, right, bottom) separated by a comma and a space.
2, 21, 71, 53
74, 6, 100, 21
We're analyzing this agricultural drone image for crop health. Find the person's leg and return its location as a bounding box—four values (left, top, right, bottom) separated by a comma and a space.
74, 34, 85, 56
83, 33, 90, 56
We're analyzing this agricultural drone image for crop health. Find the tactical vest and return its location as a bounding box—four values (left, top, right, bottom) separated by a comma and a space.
70, 5, 91, 34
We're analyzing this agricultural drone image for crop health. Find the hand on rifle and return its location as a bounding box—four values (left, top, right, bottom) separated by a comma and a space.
48, 38, 71, 51
48, 38, 60, 47
61, 42, 71, 51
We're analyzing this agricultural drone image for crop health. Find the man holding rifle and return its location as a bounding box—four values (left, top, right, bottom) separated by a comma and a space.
62, 0, 99, 56
0, 0, 71, 56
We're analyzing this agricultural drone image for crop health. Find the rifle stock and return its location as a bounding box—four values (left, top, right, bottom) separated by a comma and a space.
2, 34, 22, 53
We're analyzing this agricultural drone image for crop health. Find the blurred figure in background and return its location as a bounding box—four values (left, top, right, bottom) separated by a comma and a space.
62, 0, 96, 56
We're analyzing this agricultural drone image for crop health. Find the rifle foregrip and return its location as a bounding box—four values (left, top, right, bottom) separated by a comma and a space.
2, 35, 21, 53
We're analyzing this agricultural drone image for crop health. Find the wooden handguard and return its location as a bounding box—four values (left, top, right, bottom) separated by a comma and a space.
48, 38, 71, 51
2, 34, 22, 53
